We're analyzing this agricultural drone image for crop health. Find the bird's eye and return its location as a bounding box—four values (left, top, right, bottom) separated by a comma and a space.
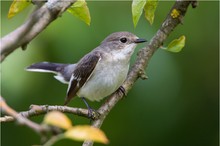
120, 37, 127, 43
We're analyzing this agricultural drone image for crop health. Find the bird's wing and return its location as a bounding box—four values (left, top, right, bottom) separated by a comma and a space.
64, 52, 101, 105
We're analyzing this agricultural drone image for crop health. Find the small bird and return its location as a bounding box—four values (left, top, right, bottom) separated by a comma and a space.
26, 31, 146, 109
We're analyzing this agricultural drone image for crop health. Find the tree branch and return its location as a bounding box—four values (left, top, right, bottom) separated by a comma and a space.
0, 104, 89, 122
0, 0, 76, 62
82, 1, 196, 146
0, 96, 47, 134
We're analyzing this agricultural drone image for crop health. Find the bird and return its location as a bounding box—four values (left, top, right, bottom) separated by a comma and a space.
26, 31, 146, 114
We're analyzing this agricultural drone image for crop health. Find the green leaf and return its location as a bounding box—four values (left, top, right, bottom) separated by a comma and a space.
8, 0, 31, 18
132, 0, 147, 27
67, 0, 91, 26
144, 0, 158, 25
162, 35, 186, 53
64, 125, 109, 144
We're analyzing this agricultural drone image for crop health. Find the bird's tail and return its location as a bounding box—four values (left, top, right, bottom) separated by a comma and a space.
26, 62, 65, 74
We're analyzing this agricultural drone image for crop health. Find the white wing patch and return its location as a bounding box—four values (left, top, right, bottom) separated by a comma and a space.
67, 74, 76, 94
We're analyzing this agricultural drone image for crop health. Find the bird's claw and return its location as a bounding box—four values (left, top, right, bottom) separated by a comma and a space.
117, 86, 127, 97
87, 108, 100, 121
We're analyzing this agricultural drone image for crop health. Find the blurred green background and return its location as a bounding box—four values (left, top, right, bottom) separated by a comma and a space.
1, 1, 219, 146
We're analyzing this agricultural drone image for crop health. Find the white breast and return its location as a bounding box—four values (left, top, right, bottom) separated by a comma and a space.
77, 55, 129, 101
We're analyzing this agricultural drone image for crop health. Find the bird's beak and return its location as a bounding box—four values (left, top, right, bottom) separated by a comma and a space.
134, 38, 147, 43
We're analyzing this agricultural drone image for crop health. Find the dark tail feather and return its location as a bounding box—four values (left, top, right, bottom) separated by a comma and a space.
26, 62, 65, 74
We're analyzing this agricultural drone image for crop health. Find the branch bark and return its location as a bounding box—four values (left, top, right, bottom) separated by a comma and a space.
0, 104, 89, 122
0, 96, 46, 134
82, 1, 196, 146
0, 0, 75, 62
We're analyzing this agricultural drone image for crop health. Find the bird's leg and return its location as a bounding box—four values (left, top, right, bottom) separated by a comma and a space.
81, 97, 99, 120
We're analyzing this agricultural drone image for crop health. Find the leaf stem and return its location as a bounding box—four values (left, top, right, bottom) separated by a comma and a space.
43, 134, 65, 146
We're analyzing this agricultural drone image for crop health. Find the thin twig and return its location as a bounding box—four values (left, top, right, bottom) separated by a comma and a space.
0, 104, 89, 122
0, 96, 46, 134
43, 134, 65, 146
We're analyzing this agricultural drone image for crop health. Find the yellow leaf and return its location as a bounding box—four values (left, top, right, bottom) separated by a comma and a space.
43, 111, 72, 130
8, 0, 31, 19
132, 0, 147, 27
67, 0, 91, 25
162, 35, 186, 53
171, 9, 180, 18
144, 0, 158, 25
65, 125, 109, 144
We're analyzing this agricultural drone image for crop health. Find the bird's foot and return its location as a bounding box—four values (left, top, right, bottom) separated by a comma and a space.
87, 107, 100, 121
81, 97, 100, 120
